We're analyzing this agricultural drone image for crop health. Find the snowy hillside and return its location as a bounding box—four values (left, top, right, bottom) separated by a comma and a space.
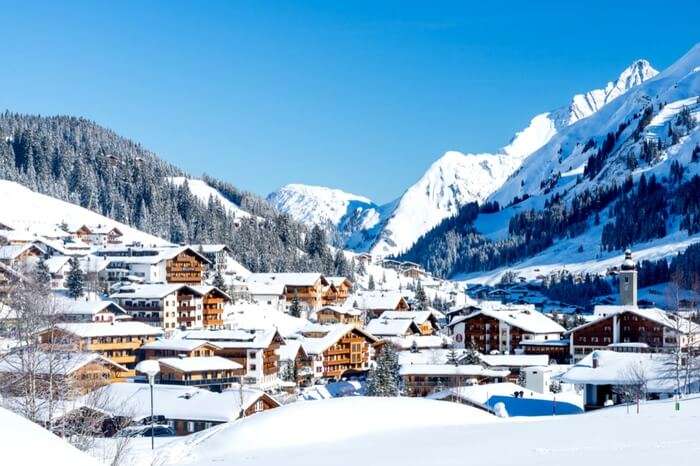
272, 60, 656, 258
168, 177, 252, 219
0, 180, 170, 246
267, 184, 377, 230
111, 396, 700, 466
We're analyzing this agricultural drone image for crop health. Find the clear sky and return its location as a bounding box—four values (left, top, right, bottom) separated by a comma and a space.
1, 1, 698, 203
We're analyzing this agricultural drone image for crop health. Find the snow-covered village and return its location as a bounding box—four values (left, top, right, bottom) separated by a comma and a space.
2, 3, 700, 466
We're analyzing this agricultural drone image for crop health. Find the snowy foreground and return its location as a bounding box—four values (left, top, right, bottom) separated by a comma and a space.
102, 396, 700, 466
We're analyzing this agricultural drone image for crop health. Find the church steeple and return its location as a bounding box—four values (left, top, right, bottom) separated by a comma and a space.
619, 249, 637, 306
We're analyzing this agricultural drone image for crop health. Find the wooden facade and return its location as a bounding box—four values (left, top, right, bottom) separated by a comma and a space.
201, 289, 228, 329
320, 329, 374, 379
158, 362, 243, 391
286, 280, 327, 310
166, 250, 205, 284
315, 307, 363, 326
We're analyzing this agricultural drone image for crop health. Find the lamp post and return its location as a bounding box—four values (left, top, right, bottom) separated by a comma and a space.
136, 360, 160, 451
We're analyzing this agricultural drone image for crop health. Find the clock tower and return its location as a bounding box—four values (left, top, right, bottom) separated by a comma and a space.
619, 249, 637, 307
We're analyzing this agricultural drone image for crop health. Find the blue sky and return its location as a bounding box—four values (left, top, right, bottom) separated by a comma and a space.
2, 1, 699, 203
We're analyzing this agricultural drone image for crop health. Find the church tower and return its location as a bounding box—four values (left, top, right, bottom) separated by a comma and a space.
619, 249, 637, 307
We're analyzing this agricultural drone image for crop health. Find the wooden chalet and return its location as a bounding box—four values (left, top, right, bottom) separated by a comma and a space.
301, 324, 378, 380
400, 364, 510, 397
39, 322, 163, 378
324, 277, 353, 306
350, 291, 410, 319
194, 285, 231, 329
155, 356, 244, 391
247, 273, 329, 310
166, 247, 210, 285
314, 305, 364, 326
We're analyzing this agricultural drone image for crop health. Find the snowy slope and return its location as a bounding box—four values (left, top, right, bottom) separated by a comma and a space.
272, 60, 656, 258
0, 180, 170, 246
267, 184, 377, 228
122, 396, 700, 466
168, 177, 251, 219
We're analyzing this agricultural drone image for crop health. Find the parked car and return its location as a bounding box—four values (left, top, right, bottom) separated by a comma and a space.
115, 424, 176, 438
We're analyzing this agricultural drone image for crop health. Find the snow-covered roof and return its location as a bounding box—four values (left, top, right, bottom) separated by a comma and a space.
84, 382, 275, 423
0, 351, 128, 376
182, 328, 282, 349
247, 272, 328, 287
558, 350, 694, 392
276, 341, 306, 361
365, 318, 420, 337
379, 310, 438, 325
349, 291, 406, 310
55, 297, 127, 316
110, 283, 202, 299
301, 324, 378, 355
399, 364, 509, 378
96, 245, 211, 265
388, 334, 451, 350
189, 244, 231, 254
0, 243, 42, 260
56, 321, 164, 338
141, 338, 222, 352
247, 281, 285, 296
450, 303, 565, 335
44, 255, 71, 273
326, 276, 352, 287
315, 305, 363, 316
571, 306, 700, 335
157, 356, 242, 373
479, 354, 550, 368
192, 285, 232, 301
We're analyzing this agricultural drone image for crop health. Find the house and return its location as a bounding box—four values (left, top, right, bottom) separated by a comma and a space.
180, 328, 285, 389
313, 305, 364, 326
247, 281, 286, 311
349, 290, 410, 319
156, 356, 244, 391
39, 321, 163, 378
324, 277, 353, 305
193, 285, 231, 329
365, 317, 421, 338
189, 244, 232, 273
86, 225, 123, 246
448, 302, 565, 354
44, 255, 72, 288
400, 364, 510, 397
568, 251, 700, 362
247, 273, 329, 310
0, 262, 24, 297
378, 310, 440, 335
55, 298, 130, 323
276, 340, 314, 387
0, 243, 44, 267
300, 324, 378, 380
111, 284, 205, 330
84, 382, 279, 435
558, 350, 700, 410
141, 338, 222, 359
477, 354, 550, 382
0, 351, 129, 395
518, 338, 571, 364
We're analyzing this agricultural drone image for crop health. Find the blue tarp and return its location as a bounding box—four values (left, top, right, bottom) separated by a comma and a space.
485, 395, 583, 416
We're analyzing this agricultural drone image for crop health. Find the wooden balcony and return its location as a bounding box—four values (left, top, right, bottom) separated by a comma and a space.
109, 355, 137, 364
89, 341, 142, 351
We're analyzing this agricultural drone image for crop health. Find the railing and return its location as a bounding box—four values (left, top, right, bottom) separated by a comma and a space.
89, 341, 142, 351
157, 377, 241, 386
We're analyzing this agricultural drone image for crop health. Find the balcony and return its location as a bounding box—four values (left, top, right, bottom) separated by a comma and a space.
89, 341, 142, 351
178, 305, 197, 311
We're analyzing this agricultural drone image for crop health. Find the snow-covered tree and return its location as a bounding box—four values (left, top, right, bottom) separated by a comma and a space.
212, 270, 226, 292
33, 257, 51, 289
288, 291, 302, 318
65, 257, 85, 299
368, 274, 376, 291
366, 344, 402, 396
414, 281, 428, 310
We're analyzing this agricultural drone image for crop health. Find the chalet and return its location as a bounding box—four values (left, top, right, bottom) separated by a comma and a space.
477, 354, 550, 382
558, 350, 700, 410
324, 276, 353, 305
355, 252, 372, 265
313, 305, 364, 326
141, 339, 222, 359
189, 244, 232, 273
86, 382, 279, 435
300, 324, 378, 380
400, 364, 510, 397
0, 262, 24, 297
519, 338, 571, 364
39, 321, 163, 378
448, 302, 565, 354
85, 225, 123, 246
365, 317, 421, 338
247, 273, 330, 310
380, 259, 401, 270
111, 284, 205, 330
96, 246, 211, 285
156, 356, 243, 391
568, 251, 700, 361
276, 340, 314, 387
0, 243, 44, 267
55, 299, 129, 323
193, 285, 231, 329
349, 290, 410, 319
180, 328, 285, 389
0, 351, 129, 397
247, 281, 286, 311
378, 310, 440, 335
44, 255, 72, 288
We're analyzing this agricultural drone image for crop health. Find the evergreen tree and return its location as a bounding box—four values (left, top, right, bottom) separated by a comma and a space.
445, 345, 460, 366
212, 270, 226, 292
65, 257, 85, 299
516, 370, 527, 388
366, 344, 402, 396
289, 291, 302, 318
414, 281, 428, 310
33, 257, 51, 288
368, 275, 376, 291
461, 343, 482, 365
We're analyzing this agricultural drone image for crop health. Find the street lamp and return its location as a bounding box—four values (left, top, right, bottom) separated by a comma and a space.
136, 360, 160, 450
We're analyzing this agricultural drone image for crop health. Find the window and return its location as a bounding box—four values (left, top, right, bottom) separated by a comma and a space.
187, 422, 195, 433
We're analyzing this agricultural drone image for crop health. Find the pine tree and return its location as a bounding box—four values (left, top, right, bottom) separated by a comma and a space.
33, 257, 52, 288
289, 291, 302, 318
65, 257, 85, 299
446, 345, 460, 366
414, 281, 428, 310
368, 275, 376, 291
517, 370, 527, 388
461, 343, 482, 365
366, 344, 402, 396
212, 270, 226, 292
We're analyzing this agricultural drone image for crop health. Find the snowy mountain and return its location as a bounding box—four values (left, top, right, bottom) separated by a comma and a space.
273, 59, 657, 257
168, 177, 252, 219
400, 43, 700, 282
267, 184, 377, 230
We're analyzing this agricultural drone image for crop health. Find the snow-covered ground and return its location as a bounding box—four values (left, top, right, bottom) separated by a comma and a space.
168, 177, 252, 219
0, 180, 169, 246
105, 395, 700, 466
